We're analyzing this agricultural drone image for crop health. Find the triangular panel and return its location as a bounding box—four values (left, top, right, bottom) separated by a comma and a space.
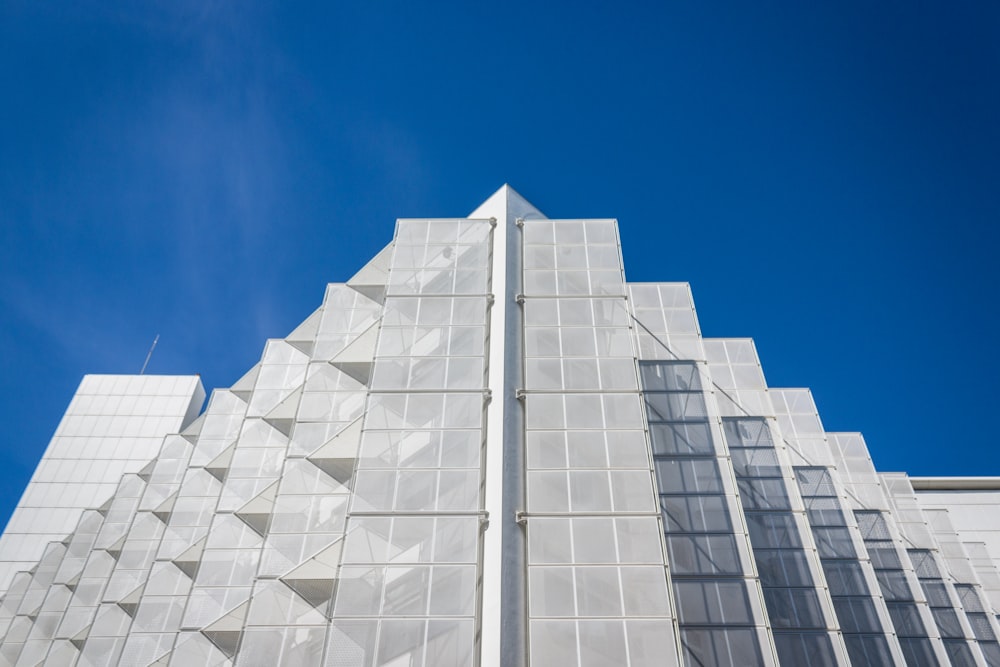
203, 441, 236, 482
285, 308, 322, 356
229, 363, 260, 403
329, 322, 379, 386
201, 600, 249, 658
262, 386, 303, 436
234, 482, 278, 537
171, 537, 208, 580
307, 418, 363, 486
347, 242, 393, 304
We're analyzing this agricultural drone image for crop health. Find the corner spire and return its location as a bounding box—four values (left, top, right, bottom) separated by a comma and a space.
469, 184, 547, 222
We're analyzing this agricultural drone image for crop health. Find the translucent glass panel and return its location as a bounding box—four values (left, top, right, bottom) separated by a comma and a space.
377, 320, 485, 357
525, 357, 637, 392
855, 511, 943, 666
526, 467, 655, 514
382, 296, 490, 329
924, 515, 980, 599
524, 297, 634, 395
525, 393, 645, 432
704, 339, 766, 391
530, 618, 675, 667
526, 430, 649, 471
240, 625, 328, 665
372, 296, 487, 392
523, 220, 671, 667
795, 467, 900, 667
524, 294, 636, 393
628, 283, 702, 360
639, 362, 765, 667
326, 617, 474, 667
678, 627, 768, 667
769, 388, 831, 468
703, 339, 772, 419
527, 563, 675, 666
313, 284, 382, 363
522, 219, 625, 296
387, 219, 491, 296
528, 517, 665, 565
523, 297, 631, 328
331, 516, 481, 663
296, 386, 367, 435
357, 430, 481, 471
365, 393, 484, 431
673, 580, 756, 625
246, 340, 310, 418
353, 408, 482, 513
826, 433, 888, 511
352, 466, 479, 513
723, 419, 840, 666
529, 565, 671, 617
337, 516, 478, 612
526, 517, 672, 639
526, 325, 632, 357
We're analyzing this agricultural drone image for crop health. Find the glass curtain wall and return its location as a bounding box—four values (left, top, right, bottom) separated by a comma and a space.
954, 584, 1000, 666
908, 550, 980, 667
722, 419, 839, 666
795, 466, 900, 666
855, 511, 943, 666
639, 361, 768, 667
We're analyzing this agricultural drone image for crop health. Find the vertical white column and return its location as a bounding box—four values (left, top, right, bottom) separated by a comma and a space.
473, 188, 510, 667
472, 185, 544, 667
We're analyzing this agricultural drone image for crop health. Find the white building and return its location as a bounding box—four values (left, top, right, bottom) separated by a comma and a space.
0, 376, 205, 594
1, 185, 998, 667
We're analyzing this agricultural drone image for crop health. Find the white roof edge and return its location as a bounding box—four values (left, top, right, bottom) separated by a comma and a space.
626, 281, 692, 286
910, 477, 1000, 491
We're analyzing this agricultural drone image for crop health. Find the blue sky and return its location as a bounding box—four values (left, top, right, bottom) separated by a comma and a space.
1, 1, 998, 528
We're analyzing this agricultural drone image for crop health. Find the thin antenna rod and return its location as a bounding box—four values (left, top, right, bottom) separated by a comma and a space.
140, 334, 160, 375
